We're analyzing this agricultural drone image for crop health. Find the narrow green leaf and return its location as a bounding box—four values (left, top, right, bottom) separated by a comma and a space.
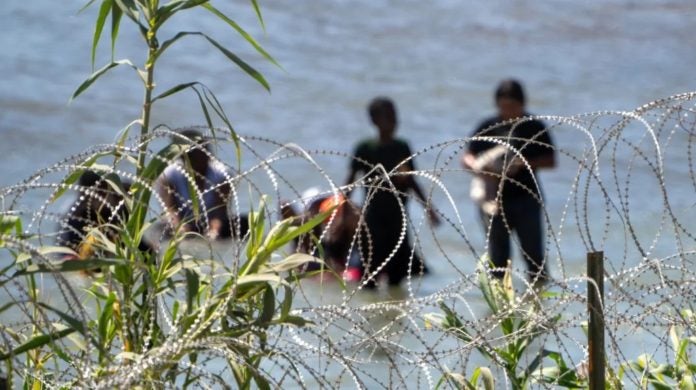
37, 303, 88, 335
0, 328, 75, 360
154, 31, 270, 91
199, 87, 240, 164
477, 257, 499, 313
0, 302, 15, 316
283, 315, 312, 327
181, 0, 210, 10
92, 0, 113, 69
202, 3, 280, 68
155, 0, 187, 23
13, 258, 122, 276
245, 196, 268, 262
98, 292, 116, 344
71, 59, 139, 101
260, 208, 334, 258
191, 86, 215, 132
267, 253, 322, 274
110, 2, 123, 61
113, 0, 141, 25
152, 81, 199, 102
249, 0, 265, 30
79, 0, 101, 13
185, 269, 200, 313
202, 35, 270, 91
280, 285, 292, 319
443, 372, 467, 388
154, 31, 195, 61
478, 367, 495, 390
155, 0, 209, 29
256, 285, 275, 325
237, 273, 286, 287
16, 246, 78, 263
253, 375, 271, 390
524, 349, 554, 378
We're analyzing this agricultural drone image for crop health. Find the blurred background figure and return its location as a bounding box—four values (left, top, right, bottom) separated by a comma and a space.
462, 79, 555, 282
345, 97, 440, 288
157, 129, 247, 240
282, 188, 363, 279
57, 169, 154, 264
57, 170, 129, 258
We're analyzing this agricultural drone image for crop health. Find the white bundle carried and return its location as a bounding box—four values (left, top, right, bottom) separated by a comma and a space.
469, 145, 515, 216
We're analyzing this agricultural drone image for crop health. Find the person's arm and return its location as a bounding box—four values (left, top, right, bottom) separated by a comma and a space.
207, 164, 233, 239
402, 144, 440, 226
462, 120, 489, 172
409, 176, 441, 226
461, 152, 478, 171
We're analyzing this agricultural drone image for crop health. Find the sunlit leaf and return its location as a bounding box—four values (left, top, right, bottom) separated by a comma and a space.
13, 258, 122, 276
0, 328, 76, 360
16, 246, 78, 263
280, 285, 292, 319
110, 1, 123, 61
71, 59, 140, 101
249, 0, 265, 30
265, 253, 322, 274
202, 3, 280, 68
152, 81, 199, 102
203, 34, 270, 91
97, 292, 116, 344
79, 0, 100, 13
113, 0, 141, 25
91, 0, 113, 69
476, 367, 495, 390
37, 303, 88, 336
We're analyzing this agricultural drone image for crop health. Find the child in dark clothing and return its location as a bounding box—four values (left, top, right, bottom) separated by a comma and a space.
57, 170, 128, 257
57, 170, 155, 269
345, 97, 439, 288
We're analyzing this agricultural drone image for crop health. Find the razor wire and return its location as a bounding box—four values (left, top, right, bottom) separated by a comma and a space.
0, 92, 695, 388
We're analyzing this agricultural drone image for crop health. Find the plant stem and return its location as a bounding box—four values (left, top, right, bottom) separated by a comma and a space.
138, 31, 157, 176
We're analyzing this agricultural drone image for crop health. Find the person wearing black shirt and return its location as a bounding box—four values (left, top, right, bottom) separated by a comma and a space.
462, 79, 556, 281
346, 97, 439, 287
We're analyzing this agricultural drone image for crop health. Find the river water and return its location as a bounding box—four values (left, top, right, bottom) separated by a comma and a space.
2, 0, 696, 386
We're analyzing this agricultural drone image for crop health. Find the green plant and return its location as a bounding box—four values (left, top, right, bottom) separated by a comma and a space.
73, 0, 279, 242
620, 309, 696, 389
74, 0, 276, 171
0, 1, 327, 388
426, 259, 586, 389
0, 193, 330, 387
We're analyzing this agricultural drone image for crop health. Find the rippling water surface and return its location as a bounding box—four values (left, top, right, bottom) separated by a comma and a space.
2, 1, 696, 384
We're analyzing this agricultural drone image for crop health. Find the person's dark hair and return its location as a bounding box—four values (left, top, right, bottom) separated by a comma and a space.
368, 97, 396, 121
77, 170, 103, 188
494, 79, 526, 105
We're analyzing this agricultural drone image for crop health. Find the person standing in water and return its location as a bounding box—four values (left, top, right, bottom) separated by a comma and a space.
345, 97, 440, 287
461, 79, 556, 281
